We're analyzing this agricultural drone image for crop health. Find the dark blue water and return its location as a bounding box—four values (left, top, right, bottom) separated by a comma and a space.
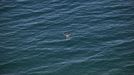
0, 0, 134, 75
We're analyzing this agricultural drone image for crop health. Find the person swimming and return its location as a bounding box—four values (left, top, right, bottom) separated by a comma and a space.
64, 32, 71, 40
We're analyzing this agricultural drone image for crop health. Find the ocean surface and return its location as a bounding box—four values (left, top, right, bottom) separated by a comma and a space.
0, 0, 134, 75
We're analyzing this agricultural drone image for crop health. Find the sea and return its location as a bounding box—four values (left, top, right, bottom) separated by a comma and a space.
0, 0, 134, 75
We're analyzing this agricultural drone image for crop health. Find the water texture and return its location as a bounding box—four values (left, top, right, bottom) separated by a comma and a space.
0, 0, 134, 75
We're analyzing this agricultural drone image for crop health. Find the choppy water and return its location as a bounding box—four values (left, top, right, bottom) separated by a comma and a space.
0, 0, 134, 75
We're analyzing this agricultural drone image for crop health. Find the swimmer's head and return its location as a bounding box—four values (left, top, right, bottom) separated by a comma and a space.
64, 32, 70, 35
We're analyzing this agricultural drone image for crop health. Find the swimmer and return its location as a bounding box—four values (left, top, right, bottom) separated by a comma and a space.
64, 32, 71, 40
